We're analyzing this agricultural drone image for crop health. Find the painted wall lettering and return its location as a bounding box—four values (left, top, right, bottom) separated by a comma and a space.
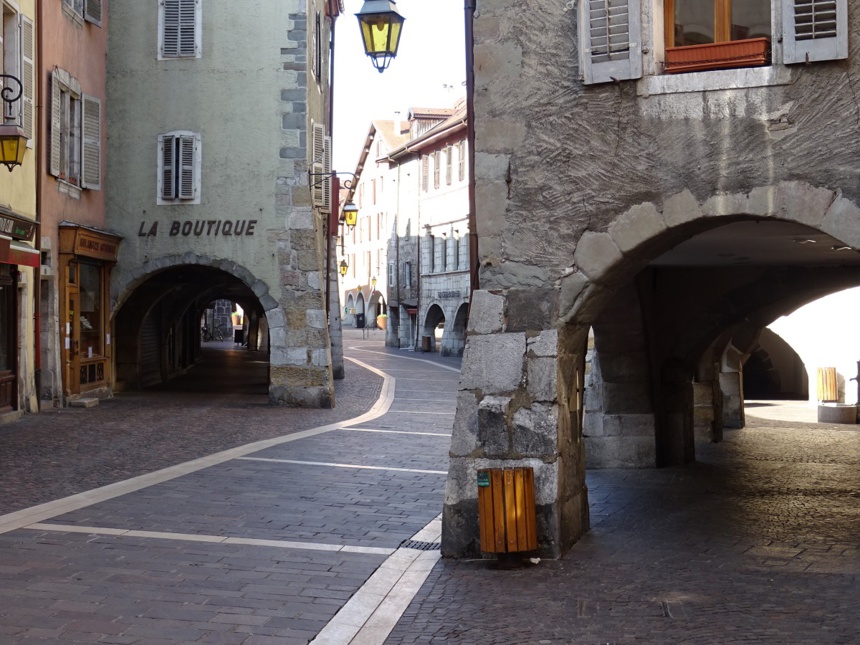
137, 220, 258, 237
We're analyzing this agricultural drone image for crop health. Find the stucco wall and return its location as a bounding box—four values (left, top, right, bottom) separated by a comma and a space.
473, 0, 860, 292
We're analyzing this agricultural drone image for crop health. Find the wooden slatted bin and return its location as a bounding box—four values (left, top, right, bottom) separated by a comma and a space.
477, 467, 537, 553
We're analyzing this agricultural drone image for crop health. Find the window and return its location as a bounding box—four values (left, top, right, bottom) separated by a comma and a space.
667, 1, 770, 47
579, 0, 848, 84
312, 11, 322, 82
78, 262, 103, 358
388, 262, 396, 285
421, 156, 429, 192
50, 69, 100, 190
157, 131, 201, 204
63, 0, 102, 26
159, 0, 202, 59
402, 261, 412, 288
1, 5, 34, 141
663, 0, 771, 73
433, 151, 440, 189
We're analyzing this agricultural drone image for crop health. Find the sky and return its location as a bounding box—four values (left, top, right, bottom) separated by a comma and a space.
332, 0, 466, 171
769, 286, 860, 403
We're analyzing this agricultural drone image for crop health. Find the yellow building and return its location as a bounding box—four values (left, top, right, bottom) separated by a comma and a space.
0, 0, 38, 420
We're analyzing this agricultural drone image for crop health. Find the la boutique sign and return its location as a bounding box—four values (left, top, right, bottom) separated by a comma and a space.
138, 219, 258, 237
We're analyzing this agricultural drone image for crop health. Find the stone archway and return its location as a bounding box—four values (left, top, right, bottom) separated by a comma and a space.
443, 182, 860, 559
113, 253, 334, 407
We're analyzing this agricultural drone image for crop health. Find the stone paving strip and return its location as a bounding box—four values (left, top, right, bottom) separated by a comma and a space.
237, 457, 448, 476
0, 349, 460, 644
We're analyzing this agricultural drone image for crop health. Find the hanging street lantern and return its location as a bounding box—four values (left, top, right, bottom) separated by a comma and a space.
355, 0, 405, 73
0, 124, 27, 172
371, 276, 377, 292
339, 258, 349, 277
0, 74, 27, 171
342, 201, 358, 229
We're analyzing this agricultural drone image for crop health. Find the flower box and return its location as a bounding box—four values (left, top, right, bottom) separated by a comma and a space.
665, 37, 769, 74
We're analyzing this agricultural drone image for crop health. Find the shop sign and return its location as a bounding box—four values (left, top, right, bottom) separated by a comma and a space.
76, 233, 119, 261
437, 290, 462, 299
0, 214, 35, 241
138, 219, 258, 238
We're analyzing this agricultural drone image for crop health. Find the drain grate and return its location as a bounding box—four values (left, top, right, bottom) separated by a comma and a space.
400, 539, 441, 551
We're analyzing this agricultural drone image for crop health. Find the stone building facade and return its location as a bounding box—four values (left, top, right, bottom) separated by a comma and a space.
444, 0, 860, 557
106, 0, 340, 406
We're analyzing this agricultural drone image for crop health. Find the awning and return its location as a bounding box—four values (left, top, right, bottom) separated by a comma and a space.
0, 236, 39, 267
9, 241, 39, 268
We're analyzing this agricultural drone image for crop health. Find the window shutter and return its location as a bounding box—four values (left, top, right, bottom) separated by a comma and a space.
445, 145, 453, 185
579, 0, 642, 84
162, 0, 198, 57
311, 123, 326, 207
162, 0, 180, 57
161, 134, 176, 200
182, 0, 200, 57
20, 16, 34, 141
84, 0, 102, 27
321, 135, 332, 212
178, 135, 196, 199
50, 71, 62, 177
421, 156, 429, 191
783, 0, 847, 64
81, 95, 101, 190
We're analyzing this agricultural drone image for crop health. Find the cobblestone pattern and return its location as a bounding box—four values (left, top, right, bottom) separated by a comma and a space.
0, 348, 382, 516
388, 423, 860, 644
0, 337, 461, 644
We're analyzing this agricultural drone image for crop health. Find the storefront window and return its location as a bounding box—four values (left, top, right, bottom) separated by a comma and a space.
78, 262, 102, 357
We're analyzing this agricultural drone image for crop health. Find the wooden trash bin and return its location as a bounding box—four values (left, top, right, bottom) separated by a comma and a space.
477, 467, 537, 553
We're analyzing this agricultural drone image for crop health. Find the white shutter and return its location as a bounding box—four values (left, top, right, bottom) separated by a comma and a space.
180, 0, 200, 57
162, 0, 180, 57
178, 135, 196, 199
321, 136, 332, 212
50, 71, 62, 177
20, 16, 34, 141
84, 0, 102, 27
311, 122, 326, 207
162, 0, 198, 58
579, 0, 642, 84
161, 134, 176, 200
783, 0, 847, 64
81, 95, 101, 190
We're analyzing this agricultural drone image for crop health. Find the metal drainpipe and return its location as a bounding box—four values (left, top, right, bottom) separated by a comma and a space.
465, 0, 479, 298
33, 0, 45, 412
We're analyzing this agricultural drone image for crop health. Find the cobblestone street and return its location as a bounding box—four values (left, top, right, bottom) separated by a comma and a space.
1, 336, 859, 643
388, 411, 860, 644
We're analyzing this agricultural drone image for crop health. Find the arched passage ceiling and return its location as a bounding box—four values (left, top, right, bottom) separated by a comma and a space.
651, 220, 860, 267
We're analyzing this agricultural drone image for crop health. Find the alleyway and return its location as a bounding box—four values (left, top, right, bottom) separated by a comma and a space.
0, 335, 858, 643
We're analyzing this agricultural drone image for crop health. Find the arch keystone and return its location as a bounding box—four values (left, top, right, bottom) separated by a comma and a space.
662, 189, 702, 227
701, 191, 748, 218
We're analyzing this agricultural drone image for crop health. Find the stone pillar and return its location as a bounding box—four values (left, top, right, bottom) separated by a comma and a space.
720, 371, 745, 428
442, 289, 587, 559
585, 285, 657, 468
